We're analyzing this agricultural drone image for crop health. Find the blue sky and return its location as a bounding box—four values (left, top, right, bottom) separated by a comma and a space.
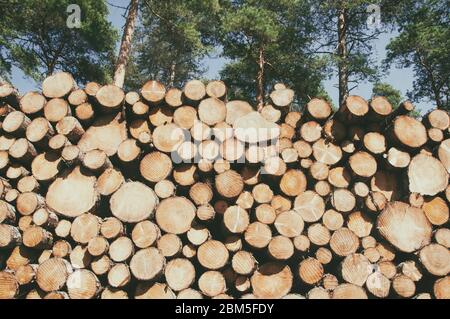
10, 2, 430, 113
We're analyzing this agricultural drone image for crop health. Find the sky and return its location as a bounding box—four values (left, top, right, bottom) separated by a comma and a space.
10, 1, 430, 114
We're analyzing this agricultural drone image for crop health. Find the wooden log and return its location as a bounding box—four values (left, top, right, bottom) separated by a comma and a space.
349, 151, 377, 178
198, 271, 226, 297
15, 264, 37, 285
307, 223, 331, 246
52, 240, 72, 258
66, 269, 100, 299
155, 197, 195, 234
332, 283, 368, 299
392, 275, 416, 298
132, 221, 160, 249
2, 111, 31, 135
299, 257, 323, 285
172, 106, 196, 130
157, 234, 182, 258
84, 82, 101, 98
312, 139, 342, 165
330, 228, 359, 257
268, 236, 294, 260
68, 89, 88, 106
22, 225, 53, 249
26, 117, 54, 147
270, 88, 294, 108
408, 153, 448, 196
82, 149, 112, 174
215, 169, 244, 198
91, 255, 113, 276
0, 224, 21, 248
223, 205, 250, 234
141, 80, 166, 104
55, 116, 85, 144
255, 204, 276, 224
173, 164, 197, 186
206, 80, 227, 100
0, 200, 16, 224
423, 109, 449, 130
75, 102, 95, 124
48, 134, 70, 153
46, 166, 98, 218
152, 123, 184, 153
96, 85, 124, 112
306, 98, 332, 121
366, 272, 391, 298
422, 197, 449, 226
301, 121, 322, 142
110, 182, 158, 223
390, 115, 427, 148
338, 95, 369, 122
70, 213, 100, 245
331, 189, 356, 213
78, 113, 127, 156
244, 222, 272, 249
419, 244, 450, 276
108, 263, 131, 288
42, 72, 75, 98
109, 236, 134, 262
44, 98, 71, 123
309, 161, 329, 181
369, 96, 392, 120
220, 138, 245, 162
165, 88, 183, 108
261, 104, 281, 123
340, 253, 371, 286
434, 277, 450, 299
377, 201, 432, 253
196, 204, 216, 222
198, 98, 226, 126
87, 236, 109, 257
251, 262, 292, 298
274, 210, 304, 238
293, 235, 310, 252
154, 180, 175, 199
0, 271, 19, 299
197, 240, 229, 270
294, 190, 325, 223
20, 92, 46, 117
33, 208, 58, 229
130, 247, 165, 281
36, 257, 72, 292
54, 220, 72, 239
231, 251, 257, 275
97, 168, 124, 197
435, 228, 450, 248
183, 80, 206, 103
164, 258, 196, 291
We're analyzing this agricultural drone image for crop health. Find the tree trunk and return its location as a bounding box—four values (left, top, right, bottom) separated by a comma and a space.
113, 0, 139, 88
337, 4, 349, 107
256, 46, 265, 111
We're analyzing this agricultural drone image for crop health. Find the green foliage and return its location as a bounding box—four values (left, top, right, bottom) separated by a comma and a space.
0, 0, 117, 84
384, 0, 449, 110
219, 0, 328, 108
372, 82, 403, 107
125, 0, 220, 90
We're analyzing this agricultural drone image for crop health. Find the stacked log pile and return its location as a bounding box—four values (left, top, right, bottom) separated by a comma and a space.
0, 72, 449, 299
